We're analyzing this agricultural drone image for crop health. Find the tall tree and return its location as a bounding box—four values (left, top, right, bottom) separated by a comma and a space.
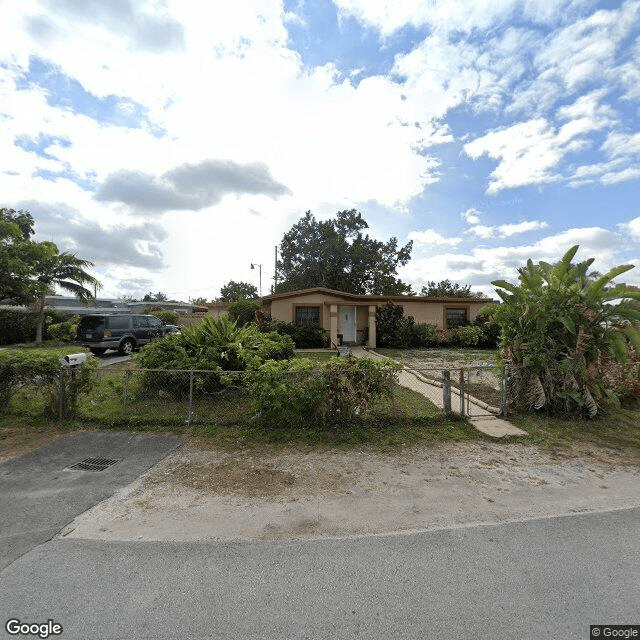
218, 280, 259, 302
420, 280, 473, 297
2, 208, 101, 342
28, 241, 101, 343
276, 210, 413, 295
1, 208, 37, 303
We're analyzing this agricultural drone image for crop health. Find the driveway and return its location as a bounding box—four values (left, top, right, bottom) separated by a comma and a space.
0, 431, 182, 570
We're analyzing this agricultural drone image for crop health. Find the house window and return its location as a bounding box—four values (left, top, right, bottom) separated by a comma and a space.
446, 308, 467, 328
295, 306, 320, 325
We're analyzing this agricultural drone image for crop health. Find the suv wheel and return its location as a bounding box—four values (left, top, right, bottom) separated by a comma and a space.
119, 338, 135, 355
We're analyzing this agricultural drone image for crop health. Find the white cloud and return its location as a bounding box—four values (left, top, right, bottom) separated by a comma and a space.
464, 220, 549, 239
619, 216, 640, 240
498, 221, 550, 236
408, 229, 462, 246
333, 0, 586, 37
464, 119, 566, 192
461, 209, 481, 225
464, 89, 617, 192
402, 225, 638, 296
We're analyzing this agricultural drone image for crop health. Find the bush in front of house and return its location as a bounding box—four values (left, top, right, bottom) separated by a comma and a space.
375, 301, 499, 349
0, 309, 68, 345
144, 308, 180, 325
257, 318, 328, 348
136, 315, 295, 397
249, 356, 400, 429
455, 325, 485, 347
47, 314, 81, 342
0, 348, 97, 414
227, 298, 260, 326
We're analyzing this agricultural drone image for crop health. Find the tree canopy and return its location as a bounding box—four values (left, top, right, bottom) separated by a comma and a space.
143, 291, 168, 302
1, 208, 37, 304
1, 207, 101, 342
420, 280, 474, 297
275, 210, 413, 295
218, 280, 259, 302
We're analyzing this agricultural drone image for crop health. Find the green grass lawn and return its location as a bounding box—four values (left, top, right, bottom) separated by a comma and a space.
508, 407, 640, 456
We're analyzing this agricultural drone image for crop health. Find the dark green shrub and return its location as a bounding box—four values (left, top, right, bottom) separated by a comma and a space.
249, 356, 400, 429
410, 323, 438, 347
456, 325, 485, 347
375, 303, 420, 348
472, 314, 500, 348
257, 318, 328, 348
144, 308, 180, 325
135, 315, 295, 396
0, 309, 66, 344
47, 314, 80, 342
227, 298, 259, 326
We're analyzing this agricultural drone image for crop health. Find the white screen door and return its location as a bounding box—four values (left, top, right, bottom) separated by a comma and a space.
340, 306, 356, 343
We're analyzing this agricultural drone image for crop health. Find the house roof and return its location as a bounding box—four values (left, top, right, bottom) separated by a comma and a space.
261, 287, 492, 304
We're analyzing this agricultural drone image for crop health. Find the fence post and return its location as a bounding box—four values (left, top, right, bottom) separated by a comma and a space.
58, 368, 66, 420
442, 370, 451, 414
186, 370, 194, 426
500, 365, 508, 416
459, 369, 465, 414
123, 370, 130, 412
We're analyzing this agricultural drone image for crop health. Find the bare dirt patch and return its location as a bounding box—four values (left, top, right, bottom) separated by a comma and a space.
61, 439, 640, 543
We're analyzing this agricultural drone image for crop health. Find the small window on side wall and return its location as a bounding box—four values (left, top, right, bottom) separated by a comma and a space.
296, 306, 320, 325
446, 308, 467, 329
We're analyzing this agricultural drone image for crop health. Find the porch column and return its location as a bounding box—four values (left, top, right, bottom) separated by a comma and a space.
329, 304, 338, 347
368, 305, 377, 348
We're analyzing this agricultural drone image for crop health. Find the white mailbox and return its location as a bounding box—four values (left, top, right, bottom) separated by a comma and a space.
59, 353, 88, 367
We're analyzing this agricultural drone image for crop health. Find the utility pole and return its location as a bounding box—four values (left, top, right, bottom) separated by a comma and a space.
251, 263, 262, 297
274, 246, 278, 291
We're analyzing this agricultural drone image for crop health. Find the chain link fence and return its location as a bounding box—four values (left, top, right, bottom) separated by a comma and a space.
6, 359, 637, 426
409, 365, 505, 417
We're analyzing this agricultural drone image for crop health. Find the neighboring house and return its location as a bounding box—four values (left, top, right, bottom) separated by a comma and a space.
260, 287, 492, 348
2, 296, 209, 317
41, 295, 130, 315
126, 300, 208, 315
203, 301, 233, 320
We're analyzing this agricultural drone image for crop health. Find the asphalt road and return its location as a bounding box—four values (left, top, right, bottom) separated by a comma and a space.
0, 431, 183, 570
1, 507, 638, 640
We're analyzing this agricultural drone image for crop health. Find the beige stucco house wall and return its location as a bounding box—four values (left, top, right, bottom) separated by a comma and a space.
260, 288, 491, 349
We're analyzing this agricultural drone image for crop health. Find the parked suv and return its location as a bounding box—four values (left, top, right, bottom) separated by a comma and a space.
75, 314, 166, 355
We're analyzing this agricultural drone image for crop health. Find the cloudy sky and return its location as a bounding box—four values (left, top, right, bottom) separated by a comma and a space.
2, 0, 639, 300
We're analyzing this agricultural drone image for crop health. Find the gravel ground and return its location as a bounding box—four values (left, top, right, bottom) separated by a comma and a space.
60, 439, 640, 542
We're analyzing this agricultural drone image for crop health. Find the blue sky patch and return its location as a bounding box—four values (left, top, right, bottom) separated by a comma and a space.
15, 133, 71, 160
34, 167, 96, 192
16, 57, 165, 135
284, 0, 429, 83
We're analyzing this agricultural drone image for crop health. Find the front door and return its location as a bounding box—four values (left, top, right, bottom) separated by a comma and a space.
340, 306, 356, 343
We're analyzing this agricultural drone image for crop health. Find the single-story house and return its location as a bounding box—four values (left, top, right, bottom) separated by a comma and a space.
260, 287, 492, 348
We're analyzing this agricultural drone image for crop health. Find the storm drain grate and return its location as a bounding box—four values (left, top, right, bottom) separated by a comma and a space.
68, 457, 120, 472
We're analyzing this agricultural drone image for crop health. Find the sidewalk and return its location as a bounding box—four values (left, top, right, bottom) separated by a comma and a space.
352, 347, 527, 438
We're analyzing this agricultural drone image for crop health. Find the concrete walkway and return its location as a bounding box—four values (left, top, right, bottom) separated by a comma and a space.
352, 347, 527, 438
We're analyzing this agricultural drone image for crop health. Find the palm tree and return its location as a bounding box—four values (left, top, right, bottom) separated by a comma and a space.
28, 241, 101, 343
